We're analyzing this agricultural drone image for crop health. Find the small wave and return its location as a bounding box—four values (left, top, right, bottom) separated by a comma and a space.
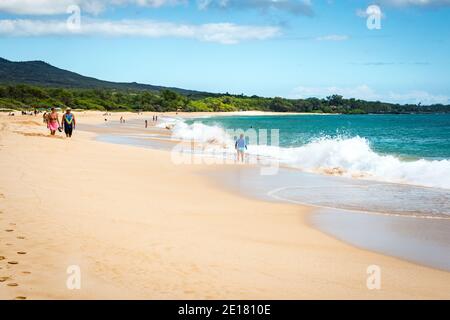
158, 117, 450, 189
158, 117, 234, 147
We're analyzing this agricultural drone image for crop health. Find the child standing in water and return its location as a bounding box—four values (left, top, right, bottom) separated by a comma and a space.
235, 134, 248, 163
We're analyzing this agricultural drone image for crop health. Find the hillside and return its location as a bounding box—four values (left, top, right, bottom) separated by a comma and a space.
1, 58, 449, 114
0, 57, 208, 96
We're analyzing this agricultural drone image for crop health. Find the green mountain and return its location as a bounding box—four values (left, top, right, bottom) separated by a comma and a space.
1, 58, 448, 114
0, 57, 207, 96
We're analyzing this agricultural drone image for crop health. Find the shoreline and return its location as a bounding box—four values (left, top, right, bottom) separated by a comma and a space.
205, 166, 450, 272
1, 112, 450, 299
87, 112, 450, 193
77, 113, 450, 273
2, 110, 337, 118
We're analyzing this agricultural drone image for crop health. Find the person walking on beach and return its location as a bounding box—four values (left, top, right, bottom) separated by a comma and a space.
47, 108, 61, 136
235, 134, 247, 163
145, 120, 148, 128
62, 108, 76, 138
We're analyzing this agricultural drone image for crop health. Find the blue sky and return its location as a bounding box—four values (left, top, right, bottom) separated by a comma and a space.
0, 0, 449, 104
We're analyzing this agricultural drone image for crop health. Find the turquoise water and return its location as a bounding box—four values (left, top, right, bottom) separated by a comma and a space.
166, 114, 450, 189
191, 114, 450, 160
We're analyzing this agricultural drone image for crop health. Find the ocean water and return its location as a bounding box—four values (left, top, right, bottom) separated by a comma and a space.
192, 114, 450, 160
161, 114, 450, 190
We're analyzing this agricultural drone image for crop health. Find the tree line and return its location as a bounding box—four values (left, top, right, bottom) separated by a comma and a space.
1, 84, 449, 114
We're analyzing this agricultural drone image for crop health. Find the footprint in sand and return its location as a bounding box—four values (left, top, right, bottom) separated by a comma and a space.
0, 256, 5, 261
5, 229, 14, 232
17, 236, 25, 240
17, 252, 26, 255
15, 297, 27, 300
7, 283, 18, 287
22, 271, 31, 275
0, 276, 10, 282
7, 261, 18, 265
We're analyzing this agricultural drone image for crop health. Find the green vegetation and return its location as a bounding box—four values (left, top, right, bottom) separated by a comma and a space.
1, 58, 448, 114
1, 84, 449, 114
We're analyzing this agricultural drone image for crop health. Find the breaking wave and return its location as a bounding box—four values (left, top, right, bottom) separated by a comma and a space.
158, 117, 450, 189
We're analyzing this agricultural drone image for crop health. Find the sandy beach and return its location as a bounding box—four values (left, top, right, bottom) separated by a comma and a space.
1, 111, 450, 300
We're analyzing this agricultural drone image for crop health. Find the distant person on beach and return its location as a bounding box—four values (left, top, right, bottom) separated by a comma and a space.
47, 108, 61, 136
120, 116, 123, 123
62, 108, 76, 138
145, 120, 148, 128
43, 112, 48, 124
235, 134, 247, 163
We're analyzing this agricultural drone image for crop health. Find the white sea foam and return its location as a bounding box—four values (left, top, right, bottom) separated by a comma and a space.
159, 117, 450, 189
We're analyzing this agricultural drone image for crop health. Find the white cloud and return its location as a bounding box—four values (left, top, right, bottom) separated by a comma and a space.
290, 85, 450, 105
0, 0, 100, 15
356, 6, 385, 18
111, 0, 186, 8
0, 0, 185, 15
379, 0, 450, 7
387, 90, 450, 105
197, 0, 314, 16
0, 18, 281, 44
0, 0, 315, 16
357, 1, 449, 18
316, 34, 349, 41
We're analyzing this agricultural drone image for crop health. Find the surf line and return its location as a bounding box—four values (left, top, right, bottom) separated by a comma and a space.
267, 186, 450, 220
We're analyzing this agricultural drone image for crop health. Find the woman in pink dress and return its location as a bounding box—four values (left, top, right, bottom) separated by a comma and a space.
47, 107, 61, 136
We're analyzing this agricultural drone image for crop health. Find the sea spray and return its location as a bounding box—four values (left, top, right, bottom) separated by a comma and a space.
158, 117, 450, 189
